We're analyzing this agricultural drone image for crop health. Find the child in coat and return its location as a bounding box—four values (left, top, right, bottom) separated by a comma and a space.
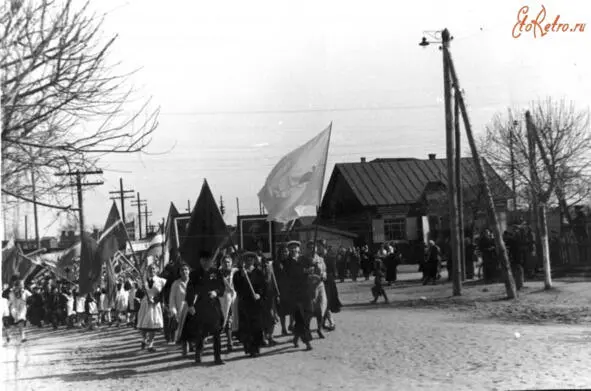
370, 259, 389, 303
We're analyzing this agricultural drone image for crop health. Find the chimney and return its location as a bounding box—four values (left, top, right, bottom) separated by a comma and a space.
428, 153, 436, 160
360, 157, 366, 163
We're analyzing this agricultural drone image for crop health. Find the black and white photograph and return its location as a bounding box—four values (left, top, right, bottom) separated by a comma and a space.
1, 0, 591, 390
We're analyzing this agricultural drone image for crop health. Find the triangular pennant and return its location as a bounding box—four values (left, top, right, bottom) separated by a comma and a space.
179, 180, 229, 268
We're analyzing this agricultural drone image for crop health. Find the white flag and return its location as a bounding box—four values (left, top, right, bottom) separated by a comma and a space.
258, 123, 332, 223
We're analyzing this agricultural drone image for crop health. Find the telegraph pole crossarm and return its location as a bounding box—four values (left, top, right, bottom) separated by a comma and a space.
109, 178, 134, 225
131, 192, 147, 240
54, 169, 104, 294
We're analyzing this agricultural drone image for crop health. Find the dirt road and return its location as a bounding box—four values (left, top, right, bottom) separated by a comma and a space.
2, 272, 591, 391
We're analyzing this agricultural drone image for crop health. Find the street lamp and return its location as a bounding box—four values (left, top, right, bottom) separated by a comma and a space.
418, 30, 453, 48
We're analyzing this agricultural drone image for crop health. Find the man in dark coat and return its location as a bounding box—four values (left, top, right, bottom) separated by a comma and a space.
286, 241, 313, 351
182, 250, 226, 365
274, 245, 291, 335
318, 240, 340, 331
233, 252, 268, 357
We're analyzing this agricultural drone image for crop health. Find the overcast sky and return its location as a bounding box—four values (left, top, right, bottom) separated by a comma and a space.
8, 0, 591, 239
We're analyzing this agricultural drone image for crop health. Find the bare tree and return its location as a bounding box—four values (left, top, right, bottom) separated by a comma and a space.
480, 98, 591, 289
480, 98, 591, 217
1, 0, 159, 211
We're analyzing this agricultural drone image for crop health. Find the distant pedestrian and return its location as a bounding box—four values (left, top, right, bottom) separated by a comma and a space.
479, 229, 497, 284
371, 259, 388, 303
423, 240, 441, 285
360, 245, 371, 281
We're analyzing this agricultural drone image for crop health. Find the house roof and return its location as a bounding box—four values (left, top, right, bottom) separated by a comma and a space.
331, 157, 511, 207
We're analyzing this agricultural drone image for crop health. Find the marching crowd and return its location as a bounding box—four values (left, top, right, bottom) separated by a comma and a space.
1, 224, 536, 362
1, 239, 345, 366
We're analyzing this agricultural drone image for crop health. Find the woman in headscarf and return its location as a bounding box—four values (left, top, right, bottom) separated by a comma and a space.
136, 264, 166, 352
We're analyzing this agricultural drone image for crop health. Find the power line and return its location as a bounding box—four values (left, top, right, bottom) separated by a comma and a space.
158, 103, 443, 116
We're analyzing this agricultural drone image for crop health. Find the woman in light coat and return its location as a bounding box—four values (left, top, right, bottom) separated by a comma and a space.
137, 264, 166, 352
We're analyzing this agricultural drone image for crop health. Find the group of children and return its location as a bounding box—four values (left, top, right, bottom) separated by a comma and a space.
1, 274, 145, 344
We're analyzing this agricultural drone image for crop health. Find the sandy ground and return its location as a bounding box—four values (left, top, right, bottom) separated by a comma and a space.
2, 267, 591, 391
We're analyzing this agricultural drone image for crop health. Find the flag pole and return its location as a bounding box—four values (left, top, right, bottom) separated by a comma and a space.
224, 228, 257, 299
313, 122, 333, 248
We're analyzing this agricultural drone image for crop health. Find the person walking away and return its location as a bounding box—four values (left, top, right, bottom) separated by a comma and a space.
137, 264, 166, 352
182, 250, 226, 365
423, 240, 441, 285
233, 252, 267, 357
170, 263, 191, 355
8, 280, 32, 342
370, 259, 389, 303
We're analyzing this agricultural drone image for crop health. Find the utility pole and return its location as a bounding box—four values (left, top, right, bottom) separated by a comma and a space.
236, 197, 240, 217
442, 40, 517, 299
131, 193, 146, 240
30, 169, 40, 249
109, 178, 134, 225
186, 200, 191, 214
25, 215, 28, 241
143, 204, 152, 237
455, 90, 465, 281
441, 28, 462, 295
55, 169, 103, 280
526, 111, 552, 289
510, 120, 518, 212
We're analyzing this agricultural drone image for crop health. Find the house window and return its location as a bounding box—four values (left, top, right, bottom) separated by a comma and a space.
384, 218, 406, 240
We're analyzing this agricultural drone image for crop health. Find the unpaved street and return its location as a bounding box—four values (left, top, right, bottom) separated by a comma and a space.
3, 274, 591, 391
